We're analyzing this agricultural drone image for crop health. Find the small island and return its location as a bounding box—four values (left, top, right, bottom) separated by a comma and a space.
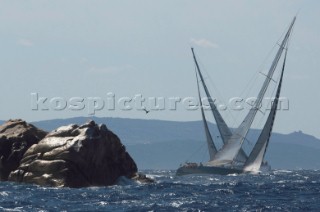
0, 119, 152, 187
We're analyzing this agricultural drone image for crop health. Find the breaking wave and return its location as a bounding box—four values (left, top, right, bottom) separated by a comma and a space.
1, 170, 320, 211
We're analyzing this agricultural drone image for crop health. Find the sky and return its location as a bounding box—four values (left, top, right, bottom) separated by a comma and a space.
0, 0, 319, 138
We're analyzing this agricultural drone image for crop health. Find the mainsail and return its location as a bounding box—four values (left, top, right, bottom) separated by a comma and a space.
195, 72, 217, 160
191, 48, 233, 141
191, 48, 248, 162
244, 49, 288, 172
212, 16, 296, 163
177, 17, 296, 176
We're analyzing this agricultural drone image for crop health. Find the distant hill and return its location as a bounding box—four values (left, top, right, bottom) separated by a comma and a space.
1, 117, 320, 170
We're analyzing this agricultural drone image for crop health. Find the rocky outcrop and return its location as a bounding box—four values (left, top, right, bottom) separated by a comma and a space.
131, 172, 154, 184
9, 120, 139, 187
0, 119, 47, 180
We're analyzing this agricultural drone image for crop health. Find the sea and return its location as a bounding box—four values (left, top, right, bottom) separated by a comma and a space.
1, 170, 320, 211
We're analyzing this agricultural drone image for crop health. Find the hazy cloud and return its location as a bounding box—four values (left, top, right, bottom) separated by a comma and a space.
190, 38, 219, 48
17, 38, 34, 47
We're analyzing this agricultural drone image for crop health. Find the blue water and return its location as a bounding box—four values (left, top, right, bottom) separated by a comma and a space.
1, 170, 320, 211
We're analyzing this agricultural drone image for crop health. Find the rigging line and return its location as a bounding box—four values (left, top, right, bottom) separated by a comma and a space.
259, 72, 277, 83
242, 33, 291, 152
194, 64, 219, 141
229, 72, 265, 130
196, 56, 230, 107
255, 31, 292, 132
193, 63, 222, 145
229, 38, 285, 129
252, 51, 285, 136
243, 71, 278, 127
231, 131, 255, 147
244, 137, 253, 146
198, 27, 284, 130
196, 55, 237, 127
247, 48, 288, 162
185, 142, 206, 163
237, 15, 294, 101
242, 16, 292, 94
231, 18, 295, 131
286, 20, 295, 51
230, 40, 280, 129
237, 43, 278, 99
201, 147, 208, 162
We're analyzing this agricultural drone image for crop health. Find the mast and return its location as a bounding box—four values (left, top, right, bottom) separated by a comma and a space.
195, 71, 217, 160
244, 49, 288, 172
212, 16, 296, 163
234, 16, 296, 139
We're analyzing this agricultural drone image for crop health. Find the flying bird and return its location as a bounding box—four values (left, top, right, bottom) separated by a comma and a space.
143, 108, 150, 114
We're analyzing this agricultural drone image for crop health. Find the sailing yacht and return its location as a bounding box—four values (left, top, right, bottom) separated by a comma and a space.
176, 17, 296, 176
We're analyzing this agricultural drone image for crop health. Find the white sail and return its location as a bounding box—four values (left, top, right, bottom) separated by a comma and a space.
191, 48, 232, 141
191, 48, 248, 161
212, 17, 296, 163
196, 72, 217, 160
244, 50, 287, 172
177, 17, 296, 176
243, 142, 268, 173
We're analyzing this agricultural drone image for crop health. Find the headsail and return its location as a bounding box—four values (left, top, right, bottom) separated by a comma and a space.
212, 17, 296, 163
244, 49, 288, 172
195, 71, 217, 160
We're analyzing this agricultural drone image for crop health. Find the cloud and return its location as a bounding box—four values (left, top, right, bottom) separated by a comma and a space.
89, 65, 133, 74
17, 38, 34, 47
190, 38, 219, 48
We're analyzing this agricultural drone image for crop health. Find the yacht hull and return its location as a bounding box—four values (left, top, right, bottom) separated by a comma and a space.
176, 162, 271, 176
176, 165, 243, 176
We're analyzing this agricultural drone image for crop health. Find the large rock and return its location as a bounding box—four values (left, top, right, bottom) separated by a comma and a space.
9, 120, 138, 187
0, 119, 47, 180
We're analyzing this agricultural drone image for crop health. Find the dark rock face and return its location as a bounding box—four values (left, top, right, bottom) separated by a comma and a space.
0, 119, 47, 180
9, 121, 138, 187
